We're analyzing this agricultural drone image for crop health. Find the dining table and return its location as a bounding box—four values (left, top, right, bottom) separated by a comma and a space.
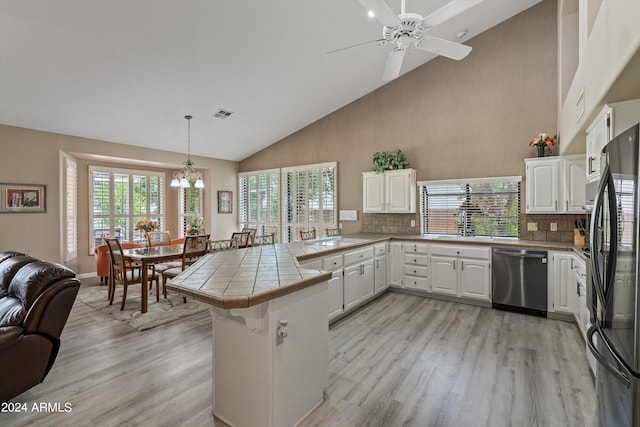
121, 244, 184, 313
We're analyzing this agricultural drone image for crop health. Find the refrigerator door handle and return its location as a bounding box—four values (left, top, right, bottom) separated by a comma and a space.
587, 324, 631, 388
590, 163, 609, 306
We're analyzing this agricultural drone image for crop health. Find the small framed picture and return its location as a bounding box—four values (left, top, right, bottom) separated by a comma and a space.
218, 190, 233, 214
0, 183, 47, 213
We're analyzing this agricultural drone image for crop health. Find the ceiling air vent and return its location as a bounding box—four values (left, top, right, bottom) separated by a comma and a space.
213, 109, 234, 119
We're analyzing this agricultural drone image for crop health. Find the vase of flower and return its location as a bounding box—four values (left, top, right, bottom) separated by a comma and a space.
529, 133, 558, 158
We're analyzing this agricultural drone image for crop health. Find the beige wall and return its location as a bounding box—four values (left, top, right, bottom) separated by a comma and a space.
0, 125, 238, 275
240, 0, 560, 235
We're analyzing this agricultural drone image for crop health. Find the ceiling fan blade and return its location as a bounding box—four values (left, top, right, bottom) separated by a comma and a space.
420, 0, 483, 28
416, 36, 472, 60
358, 0, 401, 28
325, 38, 387, 56
383, 48, 406, 81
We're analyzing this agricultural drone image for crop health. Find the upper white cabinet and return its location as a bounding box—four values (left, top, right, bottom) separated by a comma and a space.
586, 100, 640, 183
525, 155, 585, 214
362, 169, 416, 213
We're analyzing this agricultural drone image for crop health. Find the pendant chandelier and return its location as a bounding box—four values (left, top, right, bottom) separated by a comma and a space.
170, 115, 204, 188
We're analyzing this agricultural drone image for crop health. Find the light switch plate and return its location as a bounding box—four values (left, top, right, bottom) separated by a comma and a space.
527, 222, 538, 231
339, 210, 358, 221
550, 222, 557, 232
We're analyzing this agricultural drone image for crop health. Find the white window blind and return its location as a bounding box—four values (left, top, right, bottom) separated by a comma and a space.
419, 176, 521, 238
238, 169, 280, 241
178, 186, 203, 237
89, 166, 164, 252
63, 155, 78, 261
614, 177, 634, 245
283, 162, 337, 242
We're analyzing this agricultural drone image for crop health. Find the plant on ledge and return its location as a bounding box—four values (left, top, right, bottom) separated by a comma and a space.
529, 133, 558, 157
134, 220, 158, 233
372, 149, 409, 173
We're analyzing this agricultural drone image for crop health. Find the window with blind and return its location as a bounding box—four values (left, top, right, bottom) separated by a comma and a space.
615, 177, 634, 245
63, 155, 78, 261
283, 163, 337, 242
237, 163, 337, 243
89, 166, 164, 252
178, 186, 203, 237
419, 176, 521, 238
238, 169, 280, 241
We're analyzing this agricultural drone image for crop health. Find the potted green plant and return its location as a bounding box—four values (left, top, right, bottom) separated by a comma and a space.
372, 149, 409, 173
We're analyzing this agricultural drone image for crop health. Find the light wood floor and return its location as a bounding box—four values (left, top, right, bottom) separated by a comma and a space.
2, 284, 595, 427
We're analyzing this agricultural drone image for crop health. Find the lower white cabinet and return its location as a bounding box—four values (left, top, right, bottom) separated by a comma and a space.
344, 259, 374, 311
374, 244, 387, 295
549, 252, 575, 315
573, 257, 588, 341
327, 270, 344, 322
387, 242, 404, 288
430, 245, 491, 302
404, 243, 429, 291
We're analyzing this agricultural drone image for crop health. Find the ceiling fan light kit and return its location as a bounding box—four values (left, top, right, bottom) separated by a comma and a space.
338, 0, 480, 81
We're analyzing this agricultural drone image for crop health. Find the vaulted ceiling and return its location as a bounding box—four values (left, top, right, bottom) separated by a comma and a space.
0, 0, 541, 161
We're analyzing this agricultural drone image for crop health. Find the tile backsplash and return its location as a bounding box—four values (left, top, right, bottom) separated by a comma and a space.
520, 213, 589, 244
361, 212, 589, 244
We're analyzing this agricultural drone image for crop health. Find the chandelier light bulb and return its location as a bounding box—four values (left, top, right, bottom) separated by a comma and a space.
171, 115, 204, 189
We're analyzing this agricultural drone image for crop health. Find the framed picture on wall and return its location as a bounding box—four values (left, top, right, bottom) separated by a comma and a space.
0, 183, 47, 213
218, 190, 232, 214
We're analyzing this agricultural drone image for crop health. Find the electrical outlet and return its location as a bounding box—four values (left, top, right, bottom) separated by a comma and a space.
527, 222, 538, 232
339, 223, 343, 229
550, 222, 557, 232
411, 220, 416, 227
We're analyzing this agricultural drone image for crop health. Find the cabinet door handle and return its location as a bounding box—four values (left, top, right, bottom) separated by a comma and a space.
461, 261, 464, 271
566, 200, 569, 210
555, 200, 558, 211
588, 156, 594, 174
453, 260, 456, 270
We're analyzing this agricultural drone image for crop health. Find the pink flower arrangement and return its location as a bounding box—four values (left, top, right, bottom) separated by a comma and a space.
529, 133, 558, 148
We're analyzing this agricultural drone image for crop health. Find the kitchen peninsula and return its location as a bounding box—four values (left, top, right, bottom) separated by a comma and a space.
166, 234, 583, 426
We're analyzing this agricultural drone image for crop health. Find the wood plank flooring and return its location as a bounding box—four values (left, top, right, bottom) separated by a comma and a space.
2, 284, 595, 427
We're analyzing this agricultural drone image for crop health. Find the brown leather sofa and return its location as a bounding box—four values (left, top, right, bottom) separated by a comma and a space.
0, 251, 80, 403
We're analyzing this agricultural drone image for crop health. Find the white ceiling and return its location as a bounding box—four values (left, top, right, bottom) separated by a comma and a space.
0, 0, 541, 162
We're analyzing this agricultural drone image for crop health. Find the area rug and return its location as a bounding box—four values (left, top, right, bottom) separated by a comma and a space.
76, 283, 208, 331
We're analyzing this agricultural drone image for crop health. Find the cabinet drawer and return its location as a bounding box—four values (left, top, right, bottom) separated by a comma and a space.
430, 245, 490, 260
374, 243, 386, 256
344, 247, 374, 265
299, 258, 322, 270
323, 254, 343, 271
404, 253, 429, 265
404, 265, 428, 277
405, 276, 428, 290
404, 242, 428, 254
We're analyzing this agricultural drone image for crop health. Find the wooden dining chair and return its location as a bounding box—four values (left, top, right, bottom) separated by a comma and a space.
209, 239, 238, 251
161, 234, 210, 300
299, 229, 317, 241
253, 234, 275, 246
325, 228, 339, 237
231, 231, 251, 248
241, 227, 257, 246
104, 237, 159, 310
146, 231, 172, 247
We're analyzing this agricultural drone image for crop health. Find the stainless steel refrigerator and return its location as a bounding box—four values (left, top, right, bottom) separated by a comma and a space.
588, 123, 640, 427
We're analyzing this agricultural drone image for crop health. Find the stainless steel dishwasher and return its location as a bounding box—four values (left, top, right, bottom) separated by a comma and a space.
491, 248, 548, 317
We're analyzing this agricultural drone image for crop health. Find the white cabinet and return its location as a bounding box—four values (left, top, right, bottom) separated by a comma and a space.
403, 242, 429, 292
362, 169, 416, 213
526, 158, 559, 213
586, 100, 640, 183
387, 241, 404, 288
525, 155, 586, 214
549, 252, 575, 315
343, 247, 374, 311
323, 254, 344, 322
573, 257, 588, 341
374, 244, 387, 295
430, 244, 491, 302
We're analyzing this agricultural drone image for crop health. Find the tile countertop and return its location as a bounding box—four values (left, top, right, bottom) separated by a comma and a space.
166, 233, 587, 309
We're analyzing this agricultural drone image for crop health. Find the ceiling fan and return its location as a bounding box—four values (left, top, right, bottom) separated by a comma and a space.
330, 0, 481, 81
